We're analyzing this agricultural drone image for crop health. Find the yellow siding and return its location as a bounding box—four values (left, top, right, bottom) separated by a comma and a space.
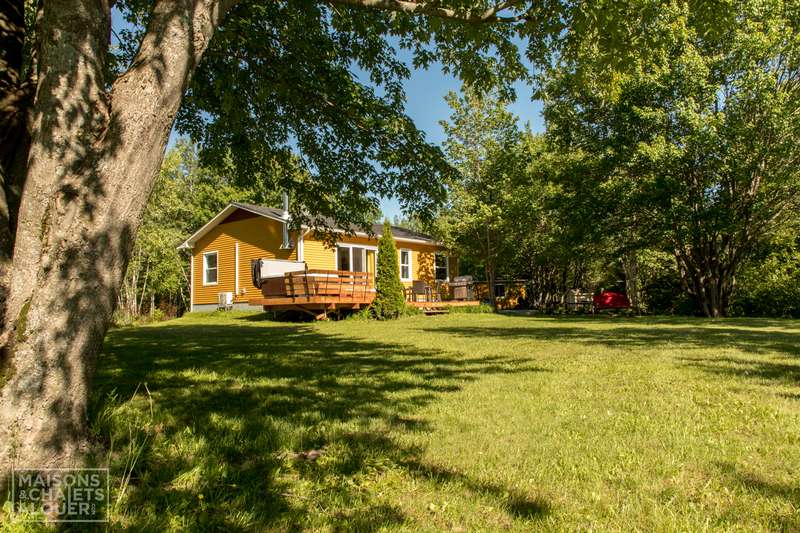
302, 236, 336, 271
192, 215, 455, 306
408, 246, 458, 286
400, 244, 437, 286
192, 215, 297, 305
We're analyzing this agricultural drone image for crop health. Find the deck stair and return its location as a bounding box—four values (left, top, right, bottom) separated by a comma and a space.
420, 306, 449, 315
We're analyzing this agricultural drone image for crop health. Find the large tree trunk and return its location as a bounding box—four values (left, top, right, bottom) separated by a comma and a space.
484, 223, 497, 310
0, 0, 228, 478
622, 251, 640, 312
674, 242, 738, 318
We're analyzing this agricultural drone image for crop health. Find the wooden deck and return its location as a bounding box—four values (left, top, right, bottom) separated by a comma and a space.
249, 269, 374, 319
249, 269, 483, 319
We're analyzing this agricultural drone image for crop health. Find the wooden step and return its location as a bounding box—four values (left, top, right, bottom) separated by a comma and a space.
408, 300, 480, 308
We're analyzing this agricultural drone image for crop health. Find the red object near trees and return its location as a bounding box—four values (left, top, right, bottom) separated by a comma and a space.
593, 291, 631, 310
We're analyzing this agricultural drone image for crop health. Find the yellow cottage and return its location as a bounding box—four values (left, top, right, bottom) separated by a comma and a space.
178, 202, 456, 312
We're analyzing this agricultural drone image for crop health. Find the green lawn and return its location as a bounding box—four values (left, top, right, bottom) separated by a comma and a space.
87, 312, 800, 530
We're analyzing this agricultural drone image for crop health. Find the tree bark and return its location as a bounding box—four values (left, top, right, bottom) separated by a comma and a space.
0, 0, 36, 331
0, 0, 229, 478
622, 251, 640, 313
485, 223, 497, 309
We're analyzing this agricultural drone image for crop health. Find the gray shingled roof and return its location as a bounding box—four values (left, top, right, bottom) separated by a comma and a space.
231, 202, 439, 244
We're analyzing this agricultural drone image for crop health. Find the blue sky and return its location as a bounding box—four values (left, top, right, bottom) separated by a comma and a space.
374, 51, 544, 220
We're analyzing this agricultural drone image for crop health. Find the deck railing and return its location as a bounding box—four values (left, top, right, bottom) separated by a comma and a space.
279, 269, 373, 301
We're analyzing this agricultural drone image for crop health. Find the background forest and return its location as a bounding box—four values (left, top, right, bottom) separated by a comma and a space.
133, 114, 800, 322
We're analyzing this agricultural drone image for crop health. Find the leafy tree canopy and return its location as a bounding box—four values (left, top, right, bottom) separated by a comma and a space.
111, 0, 528, 235
103, 0, 743, 237
541, 0, 800, 316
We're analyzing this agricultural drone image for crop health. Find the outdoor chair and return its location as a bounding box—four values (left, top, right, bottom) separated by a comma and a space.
406, 280, 433, 302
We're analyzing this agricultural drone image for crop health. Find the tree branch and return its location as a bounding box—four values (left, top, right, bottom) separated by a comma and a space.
325, 0, 530, 24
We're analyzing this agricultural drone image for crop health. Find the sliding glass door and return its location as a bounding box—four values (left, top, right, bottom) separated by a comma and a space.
336, 246, 350, 271
337, 245, 376, 274
352, 247, 364, 272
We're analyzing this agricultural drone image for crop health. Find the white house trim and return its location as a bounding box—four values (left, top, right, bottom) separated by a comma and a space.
336, 243, 379, 252
321, 226, 437, 245
298, 232, 304, 262
234, 242, 239, 295
399, 248, 412, 282
335, 243, 378, 273
189, 254, 194, 312
435, 251, 450, 282
202, 250, 219, 286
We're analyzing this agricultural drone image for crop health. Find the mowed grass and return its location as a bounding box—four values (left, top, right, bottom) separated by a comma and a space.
87, 312, 800, 531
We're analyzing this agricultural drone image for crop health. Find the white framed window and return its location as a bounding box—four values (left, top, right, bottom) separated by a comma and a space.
399, 249, 412, 281
435, 253, 449, 281
203, 251, 218, 285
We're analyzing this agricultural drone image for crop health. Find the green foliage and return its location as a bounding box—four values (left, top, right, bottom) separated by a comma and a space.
345, 307, 374, 321
438, 88, 598, 305
401, 304, 423, 317
103, 1, 798, 320
113, 0, 532, 236
732, 229, 800, 318
634, 249, 698, 315
372, 221, 406, 319
108, 0, 739, 241
542, 3, 800, 316
437, 86, 520, 297
735, 265, 800, 318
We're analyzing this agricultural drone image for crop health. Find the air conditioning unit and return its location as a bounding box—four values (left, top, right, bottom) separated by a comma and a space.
217, 291, 234, 311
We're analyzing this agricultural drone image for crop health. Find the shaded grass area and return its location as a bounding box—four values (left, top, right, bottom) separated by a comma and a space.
89, 312, 547, 531
39, 313, 800, 530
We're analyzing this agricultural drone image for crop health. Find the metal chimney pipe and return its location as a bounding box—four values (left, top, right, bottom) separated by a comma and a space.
281, 191, 291, 249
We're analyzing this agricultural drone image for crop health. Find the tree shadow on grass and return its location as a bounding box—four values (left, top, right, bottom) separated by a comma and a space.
401, 458, 550, 519
714, 461, 800, 531
420, 317, 800, 390
418, 318, 800, 357
91, 320, 548, 531
332, 430, 549, 520
676, 355, 800, 387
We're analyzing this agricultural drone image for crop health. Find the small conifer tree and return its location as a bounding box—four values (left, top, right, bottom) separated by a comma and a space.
373, 220, 406, 319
